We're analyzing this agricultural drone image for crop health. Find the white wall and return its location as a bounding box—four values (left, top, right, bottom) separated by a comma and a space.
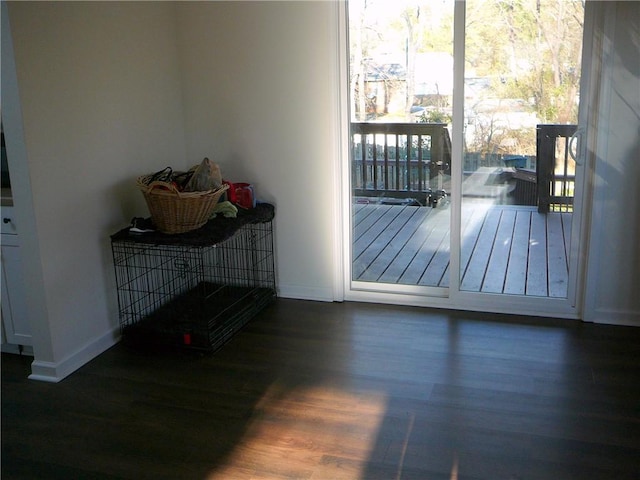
583, 1, 640, 326
4, 0, 340, 381
176, 1, 339, 301
4, 2, 187, 380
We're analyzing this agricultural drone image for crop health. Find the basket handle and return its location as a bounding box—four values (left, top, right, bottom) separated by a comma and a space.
145, 181, 229, 196
146, 180, 181, 194
148, 166, 173, 183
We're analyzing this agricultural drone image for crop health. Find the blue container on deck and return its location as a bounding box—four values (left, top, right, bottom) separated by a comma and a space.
503, 155, 528, 168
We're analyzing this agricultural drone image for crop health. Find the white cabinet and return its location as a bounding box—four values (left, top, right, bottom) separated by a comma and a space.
1, 205, 32, 348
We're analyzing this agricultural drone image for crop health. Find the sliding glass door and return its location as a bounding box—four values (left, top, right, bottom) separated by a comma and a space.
459, 0, 584, 298
348, 0, 454, 294
345, 0, 587, 313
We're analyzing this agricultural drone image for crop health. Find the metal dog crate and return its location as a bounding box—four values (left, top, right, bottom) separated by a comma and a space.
111, 206, 276, 352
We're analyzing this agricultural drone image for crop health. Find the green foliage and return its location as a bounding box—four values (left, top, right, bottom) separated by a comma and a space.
467, 0, 583, 117
418, 110, 452, 125
349, 0, 583, 138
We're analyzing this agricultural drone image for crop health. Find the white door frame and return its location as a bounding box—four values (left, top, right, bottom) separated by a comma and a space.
336, 0, 596, 319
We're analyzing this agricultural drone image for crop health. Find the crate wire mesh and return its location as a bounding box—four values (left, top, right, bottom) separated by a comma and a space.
112, 221, 275, 351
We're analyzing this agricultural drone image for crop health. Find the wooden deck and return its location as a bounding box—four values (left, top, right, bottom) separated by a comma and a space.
353, 202, 572, 298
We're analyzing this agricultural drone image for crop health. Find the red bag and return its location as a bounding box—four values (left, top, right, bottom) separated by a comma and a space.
223, 181, 255, 209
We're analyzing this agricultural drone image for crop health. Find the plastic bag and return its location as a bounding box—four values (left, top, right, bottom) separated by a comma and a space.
183, 157, 223, 192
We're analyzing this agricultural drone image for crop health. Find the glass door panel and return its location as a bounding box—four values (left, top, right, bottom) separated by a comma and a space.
348, 0, 454, 289
460, 0, 584, 298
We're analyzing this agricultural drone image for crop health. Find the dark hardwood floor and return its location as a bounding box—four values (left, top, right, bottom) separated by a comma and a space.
3, 299, 640, 479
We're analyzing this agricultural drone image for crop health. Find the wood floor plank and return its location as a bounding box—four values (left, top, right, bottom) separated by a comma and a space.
459, 204, 488, 279
417, 207, 451, 286
3, 300, 640, 480
481, 209, 516, 293
353, 206, 414, 278
399, 209, 449, 285
351, 202, 372, 231
359, 207, 425, 282
562, 211, 572, 262
353, 206, 398, 276
440, 204, 477, 288
352, 204, 389, 246
353, 203, 571, 298
547, 213, 569, 297
527, 212, 548, 296
503, 210, 532, 295
352, 202, 365, 216
376, 208, 432, 284
420, 225, 451, 287
461, 208, 501, 291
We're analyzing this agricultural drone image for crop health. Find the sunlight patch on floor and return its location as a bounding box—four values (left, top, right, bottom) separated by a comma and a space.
205, 381, 388, 479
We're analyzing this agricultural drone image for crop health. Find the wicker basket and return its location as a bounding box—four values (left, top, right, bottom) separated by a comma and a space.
137, 176, 229, 234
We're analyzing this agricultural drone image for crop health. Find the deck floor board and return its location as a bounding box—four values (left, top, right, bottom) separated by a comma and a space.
482, 209, 516, 294
526, 212, 548, 297
402, 208, 449, 285
419, 216, 451, 287
353, 203, 570, 298
358, 206, 421, 282
461, 208, 502, 292
547, 213, 569, 298
378, 208, 432, 284
504, 210, 532, 295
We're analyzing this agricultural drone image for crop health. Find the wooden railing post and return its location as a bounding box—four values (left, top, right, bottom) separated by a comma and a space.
536, 124, 577, 213
536, 126, 552, 213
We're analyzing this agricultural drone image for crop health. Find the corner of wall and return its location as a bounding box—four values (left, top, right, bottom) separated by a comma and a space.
28, 327, 120, 383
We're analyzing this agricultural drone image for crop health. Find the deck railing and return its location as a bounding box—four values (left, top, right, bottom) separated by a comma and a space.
351, 122, 451, 206
351, 122, 577, 212
536, 124, 577, 213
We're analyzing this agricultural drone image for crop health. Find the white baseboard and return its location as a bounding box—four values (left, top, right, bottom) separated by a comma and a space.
277, 284, 334, 302
28, 327, 120, 383
586, 308, 640, 327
